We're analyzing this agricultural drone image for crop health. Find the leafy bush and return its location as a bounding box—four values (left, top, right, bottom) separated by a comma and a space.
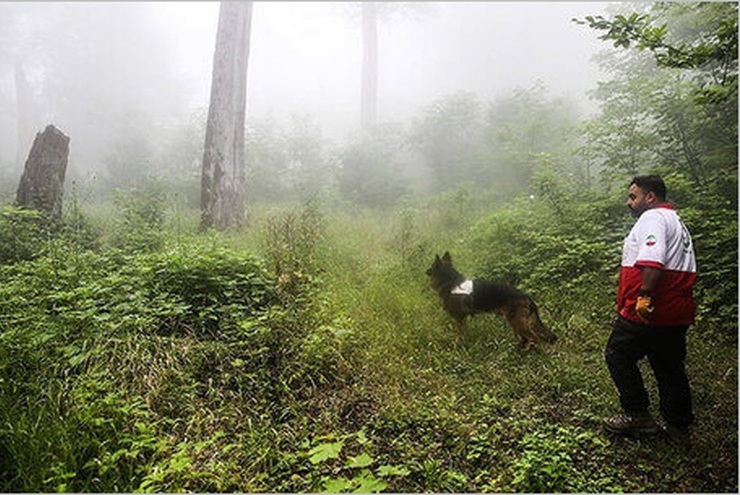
467, 194, 620, 323
338, 125, 410, 207
149, 241, 276, 336
59, 190, 102, 251
0, 205, 49, 264
0, 236, 281, 491
682, 203, 738, 334
510, 426, 621, 493
110, 187, 167, 252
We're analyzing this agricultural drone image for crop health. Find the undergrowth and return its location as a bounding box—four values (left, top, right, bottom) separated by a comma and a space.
0, 185, 736, 493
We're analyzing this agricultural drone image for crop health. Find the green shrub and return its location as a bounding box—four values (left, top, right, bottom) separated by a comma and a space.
0, 236, 282, 491
467, 196, 620, 320
682, 203, 738, 334
149, 241, 276, 336
110, 187, 166, 252
60, 192, 102, 251
0, 205, 49, 264
510, 426, 621, 493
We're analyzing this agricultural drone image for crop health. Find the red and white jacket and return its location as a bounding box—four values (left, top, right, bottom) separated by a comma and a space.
617, 204, 697, 326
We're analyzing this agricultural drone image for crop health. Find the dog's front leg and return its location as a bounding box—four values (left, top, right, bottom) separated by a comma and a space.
453, 317, 466, 345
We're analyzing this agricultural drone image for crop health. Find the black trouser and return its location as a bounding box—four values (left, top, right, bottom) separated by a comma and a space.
605, 316, 694, 428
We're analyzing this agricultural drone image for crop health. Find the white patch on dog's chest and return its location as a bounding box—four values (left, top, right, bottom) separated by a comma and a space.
451, 280, 473, 295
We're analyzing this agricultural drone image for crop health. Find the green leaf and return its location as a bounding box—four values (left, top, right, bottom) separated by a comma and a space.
308, 441, 344, 464
352, 470, 387, 493
355, 429, 368, 445
378, 464, 410, 477
322, 477, 352, 493
345, 452, 374, 469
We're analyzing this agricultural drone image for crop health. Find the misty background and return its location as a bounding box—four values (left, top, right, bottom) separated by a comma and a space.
0, 1, 609, 202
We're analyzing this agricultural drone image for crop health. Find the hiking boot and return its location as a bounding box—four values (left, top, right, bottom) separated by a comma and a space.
663, 424, 691, 450
603, 413, 660, 435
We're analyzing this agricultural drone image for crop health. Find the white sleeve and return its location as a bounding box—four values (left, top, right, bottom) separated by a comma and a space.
633, 211, 667, 267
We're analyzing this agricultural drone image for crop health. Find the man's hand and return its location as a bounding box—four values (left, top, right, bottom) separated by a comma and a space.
636, 295, 654, 323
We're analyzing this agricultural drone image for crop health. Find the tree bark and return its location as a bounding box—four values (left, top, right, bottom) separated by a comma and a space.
360, 2, 378, 134
15, 125, 70, 223
200, 1, 253, 230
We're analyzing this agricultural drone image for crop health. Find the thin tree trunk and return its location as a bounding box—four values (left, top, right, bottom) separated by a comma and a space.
201, 1, 253, 230
361, 2, 378, 133
16, 125, 70, 223
15, 59, 40, 166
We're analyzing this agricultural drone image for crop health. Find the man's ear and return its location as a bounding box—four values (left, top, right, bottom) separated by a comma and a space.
646, 191, 657, 205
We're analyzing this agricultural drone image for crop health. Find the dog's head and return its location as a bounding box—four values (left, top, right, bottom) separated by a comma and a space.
426, 251, 459, 291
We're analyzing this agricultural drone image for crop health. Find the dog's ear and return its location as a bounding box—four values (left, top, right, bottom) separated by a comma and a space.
442, 251, 452, 265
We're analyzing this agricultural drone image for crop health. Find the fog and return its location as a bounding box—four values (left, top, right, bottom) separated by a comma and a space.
0, 1, 610, 197
158, 1, 608, 136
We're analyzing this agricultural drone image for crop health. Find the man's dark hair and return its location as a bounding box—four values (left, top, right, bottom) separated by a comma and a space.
631, 174, 667, 201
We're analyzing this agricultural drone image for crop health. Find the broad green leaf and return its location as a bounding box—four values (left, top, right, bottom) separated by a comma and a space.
308, 441, 344, 464
322, 477, 352, 493
352, 470, 387, 493
345, 452, 373, 469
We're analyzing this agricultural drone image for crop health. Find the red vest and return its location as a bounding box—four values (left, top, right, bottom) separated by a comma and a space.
617, 204, 697, 326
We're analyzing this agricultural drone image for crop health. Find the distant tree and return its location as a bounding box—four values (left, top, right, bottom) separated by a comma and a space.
576, 2, 737, 201
360, 2, 379, 134
14, 59, 40, 166
0, 3, 185, 189
284, 115, 335, 198
407, 91, 486, 193
352, 2, 432, 134
484, 82, 582, 192
0, 4, 44, 169
245, 118, 290, 203
201, 1, 253, 230
339, 123, 409, 207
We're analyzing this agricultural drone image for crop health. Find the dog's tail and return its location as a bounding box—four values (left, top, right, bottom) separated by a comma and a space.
527, 296, 557, 344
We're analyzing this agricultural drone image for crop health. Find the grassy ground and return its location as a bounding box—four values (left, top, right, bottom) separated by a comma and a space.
0, 198, 737, 493
299, 207, 738, 493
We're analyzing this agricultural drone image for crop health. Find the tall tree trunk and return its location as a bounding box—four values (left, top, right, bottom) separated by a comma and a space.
201, 1, 253, 230
16, 125, 70, 223
360, 2, 378, 134
15, 59, 40, 166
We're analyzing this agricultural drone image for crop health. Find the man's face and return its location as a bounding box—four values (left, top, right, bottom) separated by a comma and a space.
626, 183, 654, 218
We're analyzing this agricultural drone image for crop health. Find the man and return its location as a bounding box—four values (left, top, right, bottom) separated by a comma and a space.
603, 175, 697, 448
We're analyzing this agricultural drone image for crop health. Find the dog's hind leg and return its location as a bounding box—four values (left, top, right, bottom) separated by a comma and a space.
527, 298, 557, 344
506, 301, 539, 350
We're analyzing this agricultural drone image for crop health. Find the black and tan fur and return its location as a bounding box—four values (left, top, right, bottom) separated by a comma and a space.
426, 252, 557, 349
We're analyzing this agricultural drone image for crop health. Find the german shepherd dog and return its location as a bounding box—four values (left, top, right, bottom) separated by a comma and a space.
426, 252, 557, 349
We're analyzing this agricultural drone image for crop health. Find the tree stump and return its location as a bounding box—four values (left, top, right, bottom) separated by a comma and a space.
15, 125, 70, 222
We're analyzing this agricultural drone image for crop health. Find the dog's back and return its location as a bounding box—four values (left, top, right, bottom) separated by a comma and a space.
472, 280, 527, 313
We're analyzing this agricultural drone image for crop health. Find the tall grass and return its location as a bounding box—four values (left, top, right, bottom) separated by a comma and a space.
0, 188, 736, 493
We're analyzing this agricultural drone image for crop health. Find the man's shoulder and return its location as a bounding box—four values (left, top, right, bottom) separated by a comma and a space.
641, 206, 679, 224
